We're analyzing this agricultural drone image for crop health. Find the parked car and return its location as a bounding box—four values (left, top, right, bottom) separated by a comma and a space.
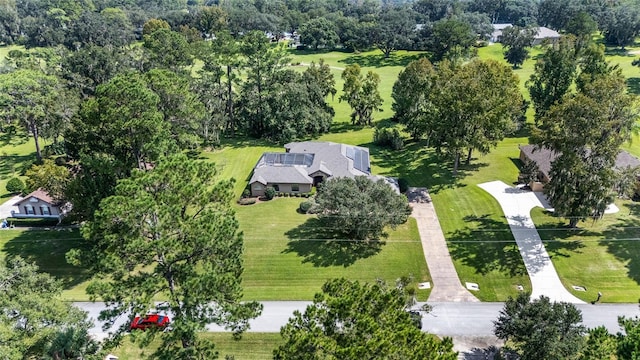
130, 314, 171, 331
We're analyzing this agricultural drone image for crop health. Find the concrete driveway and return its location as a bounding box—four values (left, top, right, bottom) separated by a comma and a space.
0, 195, 21, 219
408, 188, 479, 302
479, 181, 585, 304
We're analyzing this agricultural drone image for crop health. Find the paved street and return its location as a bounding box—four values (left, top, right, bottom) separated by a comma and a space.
78, 301, 640, 338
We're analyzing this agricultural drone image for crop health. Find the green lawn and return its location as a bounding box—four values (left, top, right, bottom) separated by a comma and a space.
109, 333, 283, 360
532, 201, 640, 303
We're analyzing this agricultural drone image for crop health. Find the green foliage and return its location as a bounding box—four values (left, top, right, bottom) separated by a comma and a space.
74, 153, 262, 357
494, 292, 586, 360
527, 38, 577, 123
242, 189, 251, 198
142, 18, 170, 36
518, 160, 539, 185
501, 25, 536, 68
425, 18, 477, 61
315, 176, 411, 240
580, 326, 617, 360
372, 6, 417, 58
5, 177, 24, 194
340, 64, 383, 126
617, 316, 640, 359
143, 28, 193, 72
398, 178, 409, 193
0, 257, 100, 359
391, 57, 437, 140
373, 127, 404, 150
274, 278, 457, 360
24, 159, 70, 201
601, 5, 640, 49
265, 186, 276, 200
298, 200, 313, 213
299, 17, 339, 50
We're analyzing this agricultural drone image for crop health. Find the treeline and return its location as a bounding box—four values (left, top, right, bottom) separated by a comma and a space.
3, 0, 640, 53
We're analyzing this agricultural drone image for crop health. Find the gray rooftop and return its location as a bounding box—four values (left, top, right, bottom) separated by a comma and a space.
520, 144, 640, 178
249, 141, 371, 185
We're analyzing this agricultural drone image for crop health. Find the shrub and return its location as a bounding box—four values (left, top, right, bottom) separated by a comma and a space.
6, 177, 24, 194
6, 178, 24, 193
278, 192, 284, 197
242, 189, 251, 198
265, 186, 276, 200
299, 201, 313, 213
373, 128, 404, 150
237, 198, 256, 205
398, 178, 409, 194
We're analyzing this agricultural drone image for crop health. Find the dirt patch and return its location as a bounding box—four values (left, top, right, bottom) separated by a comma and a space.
406, 187, 431, 203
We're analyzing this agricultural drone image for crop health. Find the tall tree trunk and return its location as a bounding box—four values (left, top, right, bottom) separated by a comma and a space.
453, 152, 460, 175
466, 148, 473, 164
30, 123, 42, 163
226, 65, 235, 136
569, 217, 579, 228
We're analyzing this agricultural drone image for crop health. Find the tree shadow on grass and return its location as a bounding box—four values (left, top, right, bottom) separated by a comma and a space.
600, 211, 640, 285
2, 229, 92, 290
626, 78, 640, 95
367, 140, 486, 194
448, 214, 527, 277
283, 218, 384, 267
338, 52, 424, 68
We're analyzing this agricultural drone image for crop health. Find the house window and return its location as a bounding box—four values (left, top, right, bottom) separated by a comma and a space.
25, 205, 34, 215
254, 184, 263, 190
273, 184, 279, 191
292, 184, 299, 192
41, 206, 50, 215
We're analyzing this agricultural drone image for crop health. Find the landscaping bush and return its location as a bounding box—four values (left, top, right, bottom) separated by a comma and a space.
398, 178, 409, 194
237, 198, 257, 205
373, 128, 404, 150
242, 189, 251, 198
6, 177, 24, 194
299, 201, 313, 213
265, 186, 276, 200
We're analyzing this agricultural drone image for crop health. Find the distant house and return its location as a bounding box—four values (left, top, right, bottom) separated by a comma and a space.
11, 189, 67, 220
249, 141, 395, 197
519, 144, 640, 191
491, 24, 561, 44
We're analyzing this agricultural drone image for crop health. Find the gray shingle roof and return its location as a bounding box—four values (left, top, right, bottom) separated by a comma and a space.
249, 141, 371, 185
519, 144, 640, 179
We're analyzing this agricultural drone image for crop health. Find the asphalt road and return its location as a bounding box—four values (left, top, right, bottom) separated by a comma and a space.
76, 301, 640, 339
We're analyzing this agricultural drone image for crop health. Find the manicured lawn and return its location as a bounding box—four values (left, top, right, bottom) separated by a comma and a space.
109, 333, 283, 360
531, 200, 640, 303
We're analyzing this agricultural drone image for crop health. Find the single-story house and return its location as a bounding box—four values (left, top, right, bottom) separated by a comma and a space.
519, 144, 640, 191
249, 141, 379, 197
11, 189, 67, 220
491, 24, 561, 44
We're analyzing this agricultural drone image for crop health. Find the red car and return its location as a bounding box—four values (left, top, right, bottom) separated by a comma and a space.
130, 314, 171, 331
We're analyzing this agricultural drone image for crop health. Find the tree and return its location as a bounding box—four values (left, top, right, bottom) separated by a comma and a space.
391, 57, 438, 140
580, 326, 617, 360
371, 6, 416, 58
0, 69, 72, 163
339, 64, 383, 126
24, 159, 70, 201
315, 176, 411, 240
601, 4, 640, 49
302, 59, 337, 100
298, 17, 339, 50
142, 18, 170, 36
425, 18, 476, 61
0, 257, 100, 360
274, 278, 457, 360
494, 292, 586, 360
527, 38, 577, 123
617, 316, 640, 359
70, 154, 262, 358
534, 69, 637, 227
501, 25, 536, 68
143, 28, 193, 72
193, 6, 227, 38
566, 11, 597, 51
66, 72, 174, 172
537, 0, 581, 31
61, 45, 126, 98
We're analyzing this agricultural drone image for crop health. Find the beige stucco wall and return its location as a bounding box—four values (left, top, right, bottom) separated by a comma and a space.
250, 182, 312, 197
15, 197, 61, 217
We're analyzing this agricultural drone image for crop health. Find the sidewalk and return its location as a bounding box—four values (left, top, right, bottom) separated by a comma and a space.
478, 181, 584, 304
408, 188, 479, 302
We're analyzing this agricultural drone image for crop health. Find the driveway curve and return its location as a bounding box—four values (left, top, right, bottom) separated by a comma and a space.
478, 181, 585, 304
408, 188, 479, 302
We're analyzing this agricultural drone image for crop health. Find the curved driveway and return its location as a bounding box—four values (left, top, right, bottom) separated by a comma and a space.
479, 181, 584, 304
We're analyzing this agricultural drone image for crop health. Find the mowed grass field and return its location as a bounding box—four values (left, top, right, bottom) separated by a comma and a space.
2, 41, 640, 302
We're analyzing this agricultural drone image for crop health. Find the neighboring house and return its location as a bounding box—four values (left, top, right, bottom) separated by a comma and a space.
249, 141, 385, 197
519, 144, 640, 191
11, 189, 66, 220
490, 24, 561, 44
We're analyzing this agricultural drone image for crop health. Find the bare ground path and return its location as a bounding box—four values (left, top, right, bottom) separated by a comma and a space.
478, 181, 585, 304
408, 188, 479, 302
